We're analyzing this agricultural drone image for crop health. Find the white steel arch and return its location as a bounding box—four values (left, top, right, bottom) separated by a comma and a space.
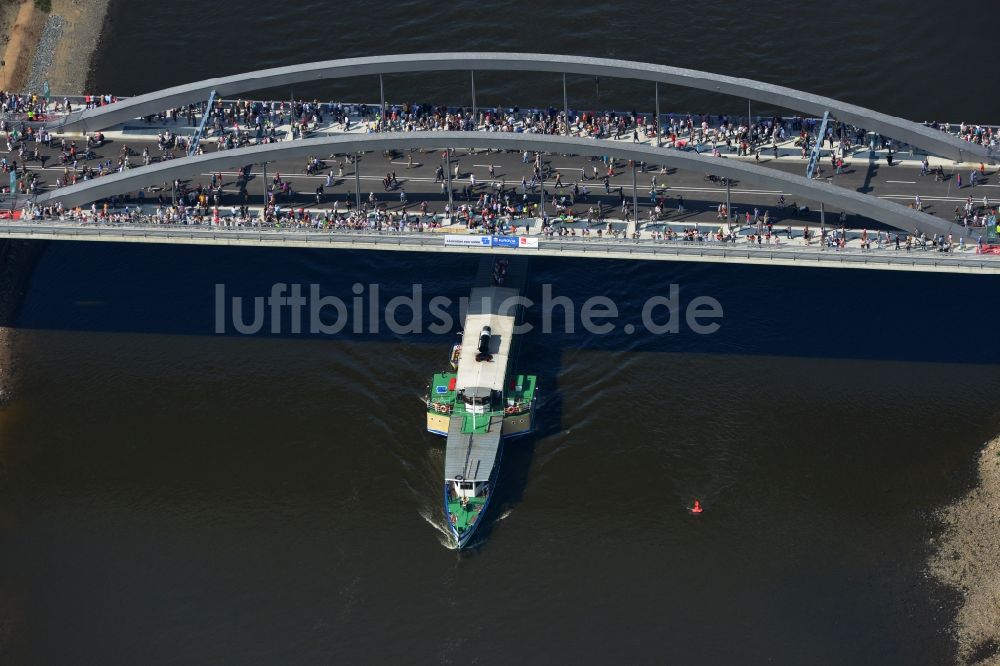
54, 53, 994, 164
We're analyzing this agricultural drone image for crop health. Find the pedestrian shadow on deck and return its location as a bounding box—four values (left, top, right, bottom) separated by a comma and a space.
857, 149, 879, 195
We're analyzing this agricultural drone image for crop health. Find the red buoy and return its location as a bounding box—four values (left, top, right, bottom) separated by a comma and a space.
690, 499, 703, 515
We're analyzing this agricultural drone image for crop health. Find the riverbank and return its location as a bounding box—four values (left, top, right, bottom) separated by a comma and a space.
0, 0, 111, 95
930, 435, 1000, 665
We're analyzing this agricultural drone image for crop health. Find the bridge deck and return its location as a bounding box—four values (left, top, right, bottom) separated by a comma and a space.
13, 111, 996, 230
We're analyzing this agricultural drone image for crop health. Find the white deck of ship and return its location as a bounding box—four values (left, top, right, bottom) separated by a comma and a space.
454, 286, 519, 392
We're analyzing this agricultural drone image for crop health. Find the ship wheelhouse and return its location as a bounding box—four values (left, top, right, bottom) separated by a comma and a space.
458, 386, 496, 415
450, 478, 489, 499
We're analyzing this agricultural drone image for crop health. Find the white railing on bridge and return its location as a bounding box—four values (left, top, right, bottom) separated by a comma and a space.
1, 219, 998, 274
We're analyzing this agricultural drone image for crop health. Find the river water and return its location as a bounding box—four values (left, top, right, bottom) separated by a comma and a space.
2, 2, 999, 664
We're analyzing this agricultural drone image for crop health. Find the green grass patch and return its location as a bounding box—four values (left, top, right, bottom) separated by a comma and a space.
34, 0, 52, 12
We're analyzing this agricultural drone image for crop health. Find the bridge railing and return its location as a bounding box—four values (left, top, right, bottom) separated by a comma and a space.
2, 218, 998, 268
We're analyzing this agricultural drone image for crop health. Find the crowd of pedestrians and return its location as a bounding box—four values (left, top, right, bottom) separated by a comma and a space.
0, 92, 997, 256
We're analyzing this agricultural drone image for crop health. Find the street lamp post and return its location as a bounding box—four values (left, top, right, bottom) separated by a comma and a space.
725, 177, 731, 229
655, 82, 661, 148
540, 171, 546, 221
354, 152, 361, 212
445, 148, 454, 215
563, 73, 569, 136
379, 75, 385, 131
631, 162, 638, 226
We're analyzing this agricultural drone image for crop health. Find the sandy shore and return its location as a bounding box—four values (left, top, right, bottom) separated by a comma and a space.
930, 435, 1000, 665
0, 0, 111, 95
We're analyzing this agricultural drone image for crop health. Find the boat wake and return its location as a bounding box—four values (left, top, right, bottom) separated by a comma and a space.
418, 507, 459, 550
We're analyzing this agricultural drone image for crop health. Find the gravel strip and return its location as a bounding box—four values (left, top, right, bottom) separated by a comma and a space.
24, 13, 66, 95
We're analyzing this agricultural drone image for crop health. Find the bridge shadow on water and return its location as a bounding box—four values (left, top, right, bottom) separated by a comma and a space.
10, 240, 1000, 366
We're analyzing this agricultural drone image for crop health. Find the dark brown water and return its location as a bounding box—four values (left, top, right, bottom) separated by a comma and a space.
2, 2, 999, 664
88, 0, 998, 123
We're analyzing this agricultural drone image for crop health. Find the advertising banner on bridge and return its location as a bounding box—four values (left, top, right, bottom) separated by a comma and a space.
444, 235, 492, 247
444, 235, 539, 248
491, 236, 520, 248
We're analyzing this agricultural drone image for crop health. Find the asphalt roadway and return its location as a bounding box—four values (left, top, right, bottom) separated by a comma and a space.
11, 127, 999, 235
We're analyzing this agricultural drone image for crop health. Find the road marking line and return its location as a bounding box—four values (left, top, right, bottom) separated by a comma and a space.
669, 186, 783, 195
879, 195, 977, 202
886, 180, 916, 184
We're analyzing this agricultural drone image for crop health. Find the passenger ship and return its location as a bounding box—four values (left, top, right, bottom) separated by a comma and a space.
425, 257, 536, 548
